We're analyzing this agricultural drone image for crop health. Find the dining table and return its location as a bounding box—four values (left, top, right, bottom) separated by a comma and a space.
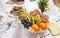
0, 0, 60, 38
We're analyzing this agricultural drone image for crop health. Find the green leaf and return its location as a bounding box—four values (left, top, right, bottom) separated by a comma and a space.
44, 0, 48, 3
18, 15, 22, 20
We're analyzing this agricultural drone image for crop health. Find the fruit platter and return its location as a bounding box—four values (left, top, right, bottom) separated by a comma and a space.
10, 6, 60, 36
20, 9, 49, 32
9, 5, 59, 38
10, 6, 49, 32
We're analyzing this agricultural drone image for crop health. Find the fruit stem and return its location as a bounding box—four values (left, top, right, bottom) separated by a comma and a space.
32, 16, 35, 24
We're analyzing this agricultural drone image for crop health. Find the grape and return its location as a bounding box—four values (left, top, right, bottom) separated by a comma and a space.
23, 23, 27, 28
21, 19, 31, 29
21, 19, 25, 24
23, 23, 29, 29
23, 23, 26, 25
21, 19, 32, 29
21, 19, 27, 24
26, 22, 32, 26
21, 22, 28, 28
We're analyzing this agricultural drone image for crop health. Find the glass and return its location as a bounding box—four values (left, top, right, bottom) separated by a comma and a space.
22, 27, 50, 38
30, 0, 36, 2
53, 0, 60, 8
0, 23, 8, 34
0, 12, 8, 35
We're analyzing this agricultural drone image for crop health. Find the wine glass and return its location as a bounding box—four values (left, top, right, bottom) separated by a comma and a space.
21, 25, 50, 38
53, 0, 60, 8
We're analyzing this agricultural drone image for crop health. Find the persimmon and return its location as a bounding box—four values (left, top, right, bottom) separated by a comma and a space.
41, 18, 49, 23
34, 9, 39, 13
31, 24, 40, 32
38, 22, 47, 30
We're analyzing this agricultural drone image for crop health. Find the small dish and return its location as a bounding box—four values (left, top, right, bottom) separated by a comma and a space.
0, 12, 8, 25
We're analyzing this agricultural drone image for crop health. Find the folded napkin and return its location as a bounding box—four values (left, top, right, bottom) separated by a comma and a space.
48, 22, 60, 36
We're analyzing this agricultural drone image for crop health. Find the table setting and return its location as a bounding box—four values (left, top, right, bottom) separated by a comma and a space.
0, 0, 60, 38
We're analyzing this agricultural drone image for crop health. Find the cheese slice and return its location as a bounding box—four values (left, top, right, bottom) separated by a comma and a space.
48, 22, 60, 35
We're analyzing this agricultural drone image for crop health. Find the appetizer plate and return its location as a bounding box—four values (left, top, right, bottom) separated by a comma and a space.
0, 12, 8, 25
1, 0, 24, 6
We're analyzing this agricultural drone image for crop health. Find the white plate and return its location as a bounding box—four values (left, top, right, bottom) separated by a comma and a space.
0, 12, 8, 25
1, 0, 24, 6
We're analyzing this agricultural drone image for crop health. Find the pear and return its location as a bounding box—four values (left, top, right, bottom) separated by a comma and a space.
34, 15, 41, 23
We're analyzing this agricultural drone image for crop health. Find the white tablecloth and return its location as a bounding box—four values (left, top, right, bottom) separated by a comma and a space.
0, 0, 60, 38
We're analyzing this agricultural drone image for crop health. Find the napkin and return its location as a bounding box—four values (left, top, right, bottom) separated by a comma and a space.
48, 22, 60, 36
